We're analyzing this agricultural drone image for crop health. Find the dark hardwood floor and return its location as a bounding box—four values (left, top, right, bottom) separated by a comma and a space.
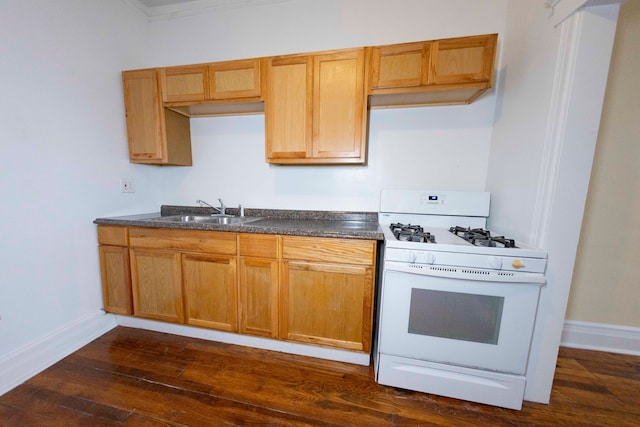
1, 327, 639, 426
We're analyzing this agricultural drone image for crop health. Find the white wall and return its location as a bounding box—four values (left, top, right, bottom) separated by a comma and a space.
0, 0, 152, 360
140, 0, 507, 211
567, 0, 640, 328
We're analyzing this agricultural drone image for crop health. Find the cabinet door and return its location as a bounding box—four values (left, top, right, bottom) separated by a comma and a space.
98, 245, 132, 315
122, 69, 165, 162
209, 59, 262, 100
265, 55, 312, 161
161, 66, 207, 102
312, 49, 367, 161
130, 248, 183, 323
122, 69, 192, 165
428, 34, 497, 85
182, 253, 238, 332
280, 260, 374, 352
239, 258, 278, 338
369, 42, 429, 90
238, 233, 279, 338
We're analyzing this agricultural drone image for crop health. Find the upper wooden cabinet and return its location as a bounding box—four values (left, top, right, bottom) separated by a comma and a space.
160, 66, 208, 103
122, 69, 192, 165
265, 48, 368, 164
122, 59, 264, 165
208, 59, 262, 101
368, 34, 498, 107
121, 34, 497, 165
160, 59, 263, 104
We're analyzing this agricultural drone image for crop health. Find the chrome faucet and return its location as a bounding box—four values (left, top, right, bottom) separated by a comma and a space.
196, 199, 226, 215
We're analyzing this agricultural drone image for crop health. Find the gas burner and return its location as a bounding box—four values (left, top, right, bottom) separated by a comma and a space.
449, 226, 517, 248
390, 223, 436, 243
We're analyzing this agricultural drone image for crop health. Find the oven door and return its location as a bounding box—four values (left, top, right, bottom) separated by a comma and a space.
378, 266, 541, 375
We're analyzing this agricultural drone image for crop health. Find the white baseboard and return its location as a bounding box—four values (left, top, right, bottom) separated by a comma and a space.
561, 320, 640, 356
0, 310, 117, 396
116, 316, 371, 366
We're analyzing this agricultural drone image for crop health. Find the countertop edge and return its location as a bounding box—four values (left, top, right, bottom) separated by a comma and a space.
94, 209, 384, 241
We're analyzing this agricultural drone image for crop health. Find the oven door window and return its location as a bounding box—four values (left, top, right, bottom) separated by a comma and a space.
408, 289, 504, 345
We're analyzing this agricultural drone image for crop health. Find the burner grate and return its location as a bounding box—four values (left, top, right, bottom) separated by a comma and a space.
449, 226, 517, 248
390, 223, 436, 243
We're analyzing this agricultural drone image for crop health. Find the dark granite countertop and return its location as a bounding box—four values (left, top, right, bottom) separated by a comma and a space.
94, 205, 383, 241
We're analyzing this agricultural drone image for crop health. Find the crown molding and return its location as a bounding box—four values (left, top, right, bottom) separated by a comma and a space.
123, 0, 296, 22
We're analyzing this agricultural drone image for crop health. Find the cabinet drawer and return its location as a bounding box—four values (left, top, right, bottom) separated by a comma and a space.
239, 233, 279, 258
97, 225, 129, 246
129, 227, 237, 254
282, 236, 375, 266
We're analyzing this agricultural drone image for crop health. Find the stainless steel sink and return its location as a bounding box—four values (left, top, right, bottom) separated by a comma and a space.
154, 215, 261, 225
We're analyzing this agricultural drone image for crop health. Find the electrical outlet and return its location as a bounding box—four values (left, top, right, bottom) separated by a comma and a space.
120, 178, 136, 193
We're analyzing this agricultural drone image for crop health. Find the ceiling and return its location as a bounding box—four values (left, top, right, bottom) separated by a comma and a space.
127, 0, 296, 21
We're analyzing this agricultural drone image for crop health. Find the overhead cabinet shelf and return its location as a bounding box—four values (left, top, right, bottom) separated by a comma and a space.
121, 34, 498, 166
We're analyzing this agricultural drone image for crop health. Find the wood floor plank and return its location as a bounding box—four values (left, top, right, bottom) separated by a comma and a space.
1, 326, 639, 426
25, 355, 334, 426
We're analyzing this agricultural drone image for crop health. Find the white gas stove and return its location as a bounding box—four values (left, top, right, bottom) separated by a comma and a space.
375, 190, 548, 410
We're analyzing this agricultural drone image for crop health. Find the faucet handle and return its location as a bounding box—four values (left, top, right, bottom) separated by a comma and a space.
217, 198, 226, 215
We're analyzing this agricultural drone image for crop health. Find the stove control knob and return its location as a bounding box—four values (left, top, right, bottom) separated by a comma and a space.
421, 252, 436, 264
488, 256, 503, 270
404, 250, 417, 263
512, 259, 525, 269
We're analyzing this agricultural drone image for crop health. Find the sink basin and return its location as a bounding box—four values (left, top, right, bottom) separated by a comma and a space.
155, 215, 261, 225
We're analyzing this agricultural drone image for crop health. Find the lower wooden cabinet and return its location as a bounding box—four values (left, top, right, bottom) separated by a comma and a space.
97, 226, 377, 354
130, 248, 184, 323
183, 253, 237, 331
238, 233, 280, 338
238, 257, 279, 338
280, 236, 376, 352
281, 260, 373, 351
98, 226, 133, 315
127, 227, 236, 328
99, 246, 132, 315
